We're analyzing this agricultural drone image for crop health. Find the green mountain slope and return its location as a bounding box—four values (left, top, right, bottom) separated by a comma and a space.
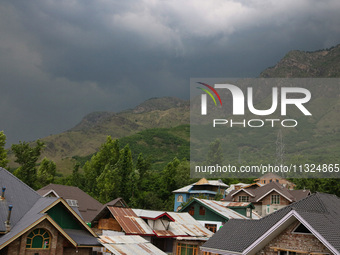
260, 44, 340, 78
8, 44, 340, 175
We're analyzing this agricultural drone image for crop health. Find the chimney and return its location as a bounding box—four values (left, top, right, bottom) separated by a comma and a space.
1, 187, 5, 200
5, 205, 13, 232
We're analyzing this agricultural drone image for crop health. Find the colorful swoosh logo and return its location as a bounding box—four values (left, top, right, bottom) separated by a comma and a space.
196, 82, 222, 106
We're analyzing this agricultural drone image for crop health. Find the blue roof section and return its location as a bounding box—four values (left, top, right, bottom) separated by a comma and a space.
0, 168, 41, 232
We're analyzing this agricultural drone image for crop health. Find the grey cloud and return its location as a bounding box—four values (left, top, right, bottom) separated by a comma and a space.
1, 0, 340, 145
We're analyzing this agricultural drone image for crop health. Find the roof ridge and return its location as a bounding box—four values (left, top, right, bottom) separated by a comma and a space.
0, 167, 41, 197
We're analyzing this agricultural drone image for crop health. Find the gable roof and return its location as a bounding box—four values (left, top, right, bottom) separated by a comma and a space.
0, 168, 41, 232
202, 192, 340, 254
180, 198, 251, 220
37, 183, 103, 222
0, 168, 100, 250
225, 181, 310, 203
108, 207, 154, 236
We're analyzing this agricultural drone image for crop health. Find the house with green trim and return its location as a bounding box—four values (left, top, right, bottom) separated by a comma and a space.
179, 198, 256, 233
0, 167, 101, 254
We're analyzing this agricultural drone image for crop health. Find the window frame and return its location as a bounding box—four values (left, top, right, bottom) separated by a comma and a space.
238, 195, 250, 202
26, 228, 51, 249
271, 194, 280, 204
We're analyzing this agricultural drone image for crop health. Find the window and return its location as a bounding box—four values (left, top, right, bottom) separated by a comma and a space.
199, 206, 205, 215
276, 179, 279, 183
26, 229, 51, 249
246, 208, 251, 217
177, 195, 184, 202
189, 207, 195, 216
238, 196, 249, 202
205, 224, 217, 233
271, 195, 280, 204
176, 243, 198, 255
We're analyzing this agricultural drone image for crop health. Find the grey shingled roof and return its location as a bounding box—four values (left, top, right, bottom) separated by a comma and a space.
37, 183, 103, 222
202, 192, 340, 253
63, 229, 101, 246
0, 168, 99, 250
0, 168, 41, 232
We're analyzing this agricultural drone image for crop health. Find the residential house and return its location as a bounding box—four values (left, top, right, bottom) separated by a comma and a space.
37, 183, 104, 223
179, 198, 257, 233
224, 181, 310, 216
173, 178, 229, 212
201, 192, 340, 255
0, 167, 100, 254
91, 206, 213, 255
254, 173, 296, 190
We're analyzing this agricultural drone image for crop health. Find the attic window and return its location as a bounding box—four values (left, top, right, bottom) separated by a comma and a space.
189, 207, 195, 216
66, 199, 78, 207
292, 223, 312, 235
238, 196, 249, 202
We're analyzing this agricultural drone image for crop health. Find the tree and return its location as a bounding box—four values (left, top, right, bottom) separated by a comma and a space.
11, 140, 45, 188
206, 139, 224, 166
116, 145, 133, 202
37, 157, 56, 188
0, 131, 8, 168
96, 164, 121, 203
83, 136, 120, 195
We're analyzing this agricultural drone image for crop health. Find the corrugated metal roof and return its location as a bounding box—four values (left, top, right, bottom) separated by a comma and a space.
132, 209, 173, 220
99, 235, 167, 255
194, 199, 249, 220
168, 212, 213, 238
108, 207, 154, 235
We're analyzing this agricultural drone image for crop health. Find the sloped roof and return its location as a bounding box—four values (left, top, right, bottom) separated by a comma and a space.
173, 179, 228, 193
224, 181, 310, 203
0, 168, 41, 232
0, 168, 100, 250
99, 235, 167, 255
180, 198, 251, 221
132, 209, 212, 238
108, 207, 154, 236
202, 192, 340, 254
37, 183, 103, 222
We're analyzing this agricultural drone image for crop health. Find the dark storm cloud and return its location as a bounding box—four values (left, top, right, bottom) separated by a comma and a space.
1, 0, 340, 145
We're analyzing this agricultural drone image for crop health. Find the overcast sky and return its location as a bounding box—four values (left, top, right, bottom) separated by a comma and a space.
1, 0, 340, 146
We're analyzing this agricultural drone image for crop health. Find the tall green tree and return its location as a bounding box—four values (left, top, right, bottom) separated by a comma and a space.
83, 136, 120, 195
11, 140, 45, 188
96, 164, 121, 203
0, 131, 8, 168
116, 144, 133, 202
37, 157, 57, 188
